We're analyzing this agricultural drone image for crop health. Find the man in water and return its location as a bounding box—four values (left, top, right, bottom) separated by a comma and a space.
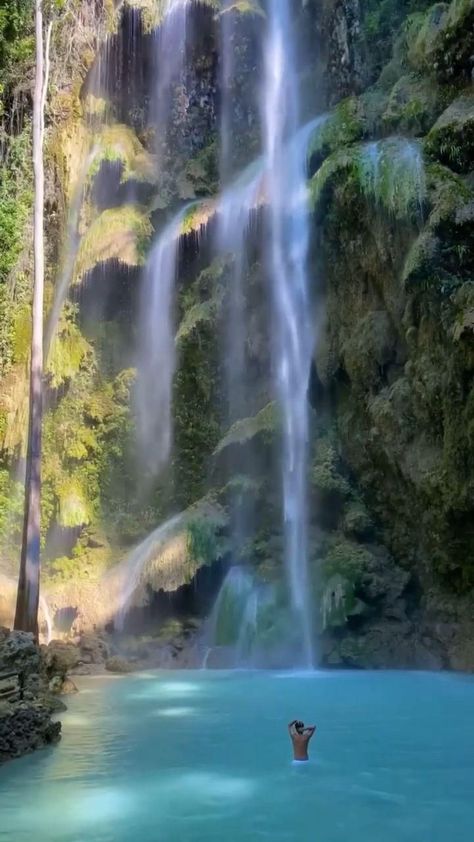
288, 720, 316, 762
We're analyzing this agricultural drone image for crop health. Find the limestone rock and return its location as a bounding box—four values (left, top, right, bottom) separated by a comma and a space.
105, 656, 135, 674
0, 631, 63, 764
49, 675, 78, 696
79, 634, 109, 664
44, 640, 80, 676
0, 701, 61, 764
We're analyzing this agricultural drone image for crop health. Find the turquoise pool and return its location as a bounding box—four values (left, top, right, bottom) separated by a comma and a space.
0, 670, 473, 841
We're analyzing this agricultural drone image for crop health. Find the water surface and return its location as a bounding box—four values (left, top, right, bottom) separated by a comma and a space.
1, 670, 473, 841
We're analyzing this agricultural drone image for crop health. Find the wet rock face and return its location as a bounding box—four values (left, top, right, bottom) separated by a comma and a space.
323, 0, 365, 104
0, 630, 62, 765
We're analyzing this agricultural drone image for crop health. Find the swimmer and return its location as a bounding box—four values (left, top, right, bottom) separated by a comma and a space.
288, 720, 316, 762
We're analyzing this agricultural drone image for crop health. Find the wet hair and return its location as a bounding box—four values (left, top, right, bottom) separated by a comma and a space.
295, 721, 305, 734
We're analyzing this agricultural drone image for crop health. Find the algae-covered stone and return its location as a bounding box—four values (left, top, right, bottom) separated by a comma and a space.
383, 74, 443, 135
426, 93, 474, 172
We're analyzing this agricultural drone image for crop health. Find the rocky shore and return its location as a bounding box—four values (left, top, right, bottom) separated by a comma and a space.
0, 629, 62, 765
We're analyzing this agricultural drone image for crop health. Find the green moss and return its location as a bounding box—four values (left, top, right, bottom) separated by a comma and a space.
186, 505, 229, 568
310, 148, 356, 211
425, 92, 474, 172
406, 3, 449, 70
89, 124, 157, 184
219, 0, 265, 17
46, 305, 91, 388
214, 402, 279, 455
46, 531, 113, 582
124, 0, 218, 32
323, 536, 375, 586
383, 74, 442, 134
180, 200, 216, 236
74, 205, 152, 282
356, 139, 426, 218
311, 138, 428, 221
173, 296, 222, 508
311, 437, 351, 498
0, 1, 34, 106
0, 467, 23, 552
406, 0, 474, 81
176, 261, 226, 343
309, 97, 365, 161
84, 94, 107, 118
342, 500, 374, 538
0, 126, 33, 374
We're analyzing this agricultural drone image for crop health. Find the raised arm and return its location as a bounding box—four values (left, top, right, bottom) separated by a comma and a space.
303, 725, 316, 739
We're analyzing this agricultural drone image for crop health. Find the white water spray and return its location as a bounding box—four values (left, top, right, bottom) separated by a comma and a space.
115, 513, 184, 629
262, 0, 316, 667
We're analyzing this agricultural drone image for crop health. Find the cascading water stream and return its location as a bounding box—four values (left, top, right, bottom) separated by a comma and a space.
114, 512, 184, 630
135, 0, 194, 477
261, 0, 316, 667
204, 566, 274, 667
39, 595, 53, 645
153, 0, 190, 165
136, 206, 190, 475
215, 158, 265, 552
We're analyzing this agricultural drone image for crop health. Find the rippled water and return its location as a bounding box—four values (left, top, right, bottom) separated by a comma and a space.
1, 671, 473, 841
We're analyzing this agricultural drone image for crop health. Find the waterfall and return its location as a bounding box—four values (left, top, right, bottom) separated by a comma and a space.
261, 0, 315, 667
136, 206, 190, 475
357, 138, 426, 218
217, 160, 264, 427
114, 512, 184, 630
39, 595, 53, 644
135, 0, 195, 476
205, 567, 274, 667
215, 158, 265, 553
153, 0, 190, 165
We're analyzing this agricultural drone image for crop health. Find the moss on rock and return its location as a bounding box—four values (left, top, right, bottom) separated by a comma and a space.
74, 205, 152, 282
426, 92, 474, 172
214, 402, 279, 455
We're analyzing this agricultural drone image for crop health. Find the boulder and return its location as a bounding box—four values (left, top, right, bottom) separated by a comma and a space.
48, 675, 78, 696
0, 631, 63, 764
105, 656, 135, 674
0, 631, 41, 677
44, 640, 80, 676
0, 701, 61, 764
79, 634, 109, 664
61, 677, 79, 695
